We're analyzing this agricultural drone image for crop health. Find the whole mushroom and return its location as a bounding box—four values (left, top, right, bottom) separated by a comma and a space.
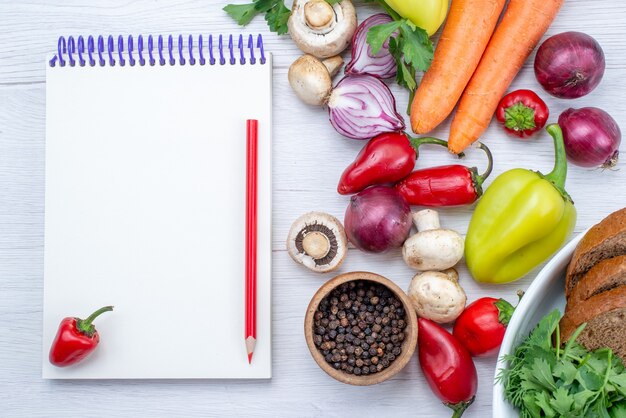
407, 268, 467, 324
288, 54, 343, 106
402, 209, 464, 271
288, 0, 357, 58
287, 211, 348, 273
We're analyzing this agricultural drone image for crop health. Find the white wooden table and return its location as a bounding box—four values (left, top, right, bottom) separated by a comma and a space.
1, 1, 624, 416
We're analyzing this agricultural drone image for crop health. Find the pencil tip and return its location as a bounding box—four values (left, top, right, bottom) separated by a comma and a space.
248, 352, 253, 364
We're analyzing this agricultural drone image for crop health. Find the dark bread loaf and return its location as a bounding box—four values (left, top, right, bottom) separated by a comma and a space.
565, 208, 626, 297
560, 286, 626, 363
567, 255, 626, 306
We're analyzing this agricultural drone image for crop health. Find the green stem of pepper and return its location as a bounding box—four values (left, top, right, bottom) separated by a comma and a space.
76, 306, 114, 336
542, 124, 573, 204
446, 398, 474, 418
408, 136, 465, 159
472, 142, 494, 190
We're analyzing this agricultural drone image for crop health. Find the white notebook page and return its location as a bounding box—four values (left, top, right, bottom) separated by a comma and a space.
43, 52, 272, 379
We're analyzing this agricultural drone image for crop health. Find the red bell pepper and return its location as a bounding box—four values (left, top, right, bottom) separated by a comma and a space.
337, 132, 451, 195
395, 143, 493, 207
496, 89, 549, 138
49, 305, 113, 367
452, 297, 515, 357
418, 318, 478, 418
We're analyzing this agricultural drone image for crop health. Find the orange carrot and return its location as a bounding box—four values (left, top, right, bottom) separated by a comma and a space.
410, 0, 506, 135
448, 0, 564, 154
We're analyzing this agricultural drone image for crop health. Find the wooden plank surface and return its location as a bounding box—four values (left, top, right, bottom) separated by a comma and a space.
0, 0, 625, 416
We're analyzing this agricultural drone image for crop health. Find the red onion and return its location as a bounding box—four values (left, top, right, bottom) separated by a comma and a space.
558, 107, 621, 168
534, 32, 605, 99
328, 75, 405, 140
345, 14, 397, 79
344, 185, 412, 253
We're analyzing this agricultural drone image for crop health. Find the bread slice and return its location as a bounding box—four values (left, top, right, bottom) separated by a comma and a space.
560, 286, 626, 363
567, 255, 626, 306
565, 208, 626, 297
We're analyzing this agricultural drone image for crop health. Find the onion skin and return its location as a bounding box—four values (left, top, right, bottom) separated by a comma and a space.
345, 14, 397, 79
534, 32, 605, 99
559, 107, 621, 168
344, 186, 412, 253
328, 75, 405, 140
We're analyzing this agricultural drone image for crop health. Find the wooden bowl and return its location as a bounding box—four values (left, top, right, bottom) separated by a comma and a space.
304, 271, 418, 386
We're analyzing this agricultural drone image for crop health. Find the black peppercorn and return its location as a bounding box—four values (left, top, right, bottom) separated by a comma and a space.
313, 280, 408, 377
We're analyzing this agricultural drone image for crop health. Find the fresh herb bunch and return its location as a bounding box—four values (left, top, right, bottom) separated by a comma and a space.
364, 0, 433, 103
497, 309, 626, 418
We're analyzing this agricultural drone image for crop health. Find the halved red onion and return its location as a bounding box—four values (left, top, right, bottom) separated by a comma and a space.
346, 14, 397, 79
328, 75, 405, 140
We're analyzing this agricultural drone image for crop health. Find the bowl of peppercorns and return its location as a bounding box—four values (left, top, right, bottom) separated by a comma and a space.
304, 271, 418, 385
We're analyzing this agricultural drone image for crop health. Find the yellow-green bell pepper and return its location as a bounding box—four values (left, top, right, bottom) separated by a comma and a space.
383, 0, 448, 36
465, 124, 577, 284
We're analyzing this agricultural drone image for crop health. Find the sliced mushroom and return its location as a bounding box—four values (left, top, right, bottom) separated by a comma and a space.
402, 209, 464, 271
288, 54, 343, 106
288, 0, 357, 58
407, 269, 467, 324
287, 212, 348, 273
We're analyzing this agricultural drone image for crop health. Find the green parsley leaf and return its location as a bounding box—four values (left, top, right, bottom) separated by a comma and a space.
554, 360, 578, 386
534, 391, 557, 417
366, 22, 401, 55
365, 17, 433, 101
398, 22, 433, 72
550, 387, 574, 415
223, 2, 259, 26
531, 357, 557, 391
262, 0, 290, 35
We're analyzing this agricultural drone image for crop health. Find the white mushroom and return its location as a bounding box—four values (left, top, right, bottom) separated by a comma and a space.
287, 211, 348, 273
407, 269, 467, 324
402, 209, 464, 271
288, 0, 357, 58
288, 54, 343, 106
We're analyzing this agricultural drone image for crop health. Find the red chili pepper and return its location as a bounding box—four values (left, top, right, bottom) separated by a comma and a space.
337, 132, 451, 195
496, 89, 549, 137
395, 143, 493, 207
452, 297, 516, 357
418, 318, 478, 418
49, 306, 113, 367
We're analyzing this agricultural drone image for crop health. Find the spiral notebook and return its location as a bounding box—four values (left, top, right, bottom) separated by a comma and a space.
42, 34, 272, 379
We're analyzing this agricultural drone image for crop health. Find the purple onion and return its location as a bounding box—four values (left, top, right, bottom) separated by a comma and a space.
344, 186, 412, 253
534, 32, 605, 99
328, 75, 405, 140
559, 107, 621, 168
345, 14, 397, 79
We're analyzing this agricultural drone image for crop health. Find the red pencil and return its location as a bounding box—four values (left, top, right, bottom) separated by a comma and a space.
245, 119, 258, 364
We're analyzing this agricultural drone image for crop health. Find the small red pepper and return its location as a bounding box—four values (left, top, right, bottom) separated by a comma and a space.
395, 142, 493, 207
496, 89, 549, 137
418, 318, 478, 418
337, 132, 451, 195
49, 305, 113, 367
452, 297, 516, 357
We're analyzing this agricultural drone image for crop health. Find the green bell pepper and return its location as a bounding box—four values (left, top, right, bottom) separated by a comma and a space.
383, 0, 448, 36
465, 124, 577, 284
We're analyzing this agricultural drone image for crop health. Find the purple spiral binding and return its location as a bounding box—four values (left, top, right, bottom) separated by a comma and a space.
158, 35, 165, 66
118, 35, 126, 66
77, 36, 85, 66
168, 35, 175, 66
67, 36, 76, 66
49, 34, 266, 67
88, 36, 95, 66
127, 35, 135, 66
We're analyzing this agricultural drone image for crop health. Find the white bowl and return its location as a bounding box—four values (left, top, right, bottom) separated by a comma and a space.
492, 232, 585, 417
